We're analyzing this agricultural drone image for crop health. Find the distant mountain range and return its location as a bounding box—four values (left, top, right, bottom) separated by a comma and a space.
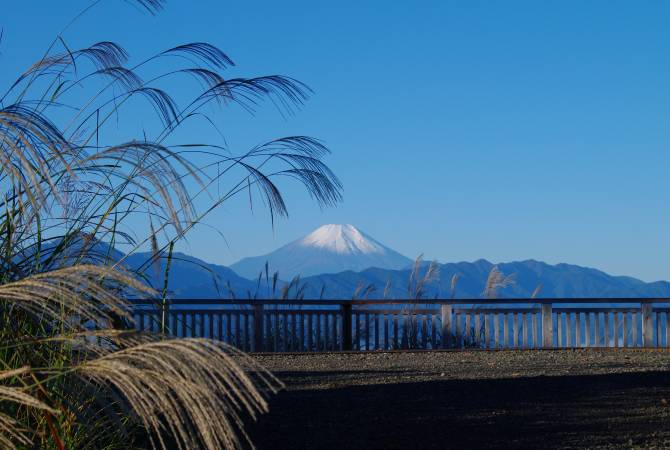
124, 252, 257, 298
129, 224, 670, 299
46, 225, 670, 299
293, 259, 670, 299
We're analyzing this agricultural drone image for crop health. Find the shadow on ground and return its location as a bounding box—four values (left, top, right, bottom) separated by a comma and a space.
248, 370, 670, 449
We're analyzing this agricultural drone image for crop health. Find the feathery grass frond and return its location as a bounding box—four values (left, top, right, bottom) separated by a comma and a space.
383, 278, 392, 300
121, 0, 166, 15
161, 42, 234, 70
278, 275, 308, 300
531, 283, 542, 299
0, 412, 32, 450
0, 367, 58, 449
77, 338, 281, 450
483, 266, 515, 299
450, 273, 460, 299
0, 264, 153, 329
407, 255, 439, 300
352, 281, 375, 300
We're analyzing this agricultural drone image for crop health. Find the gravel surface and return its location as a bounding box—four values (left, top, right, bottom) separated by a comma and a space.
248, 350, 670, 449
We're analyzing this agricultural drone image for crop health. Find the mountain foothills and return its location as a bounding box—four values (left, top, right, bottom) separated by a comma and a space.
98, 224, 670, 299
299, 259, 670, 300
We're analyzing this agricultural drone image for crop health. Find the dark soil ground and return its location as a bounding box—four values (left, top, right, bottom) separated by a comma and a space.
248, 350, 670, 449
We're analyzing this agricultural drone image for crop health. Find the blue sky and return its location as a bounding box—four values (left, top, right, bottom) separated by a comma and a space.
3, 1, 670, 281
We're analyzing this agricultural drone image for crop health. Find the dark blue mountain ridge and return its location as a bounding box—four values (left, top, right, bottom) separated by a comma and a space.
147, 254, 670, 300
17, 235, 256, 298
123, 252, 257, 299
23, 231, 670, 299
291, 259, 670, 299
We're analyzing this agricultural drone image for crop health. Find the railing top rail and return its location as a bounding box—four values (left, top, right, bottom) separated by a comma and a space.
129, 297, 670, 306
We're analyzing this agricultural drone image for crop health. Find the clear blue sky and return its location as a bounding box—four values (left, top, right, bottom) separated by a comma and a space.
3, 1, 670, 281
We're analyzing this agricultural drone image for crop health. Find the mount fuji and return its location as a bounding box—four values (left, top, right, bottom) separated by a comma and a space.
230, 224, 413, 279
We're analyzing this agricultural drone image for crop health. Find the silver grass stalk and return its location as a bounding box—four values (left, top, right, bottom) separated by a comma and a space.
483, 265, 515, 299
0, 368, 58, 450
76, 338, 282, 450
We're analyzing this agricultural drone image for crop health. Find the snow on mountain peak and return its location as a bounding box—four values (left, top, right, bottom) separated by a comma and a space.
230, 224, 412, 278
298, 224, 384, 254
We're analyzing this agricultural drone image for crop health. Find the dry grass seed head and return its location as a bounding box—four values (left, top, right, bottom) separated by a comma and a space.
0, 265, 153, 330
0, 367, 58, 449
77, 338, 282, 450
483, 265, 515, 299
450, 273, 460, 299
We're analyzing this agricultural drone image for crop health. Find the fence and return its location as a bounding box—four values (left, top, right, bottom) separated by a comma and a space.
130, 298, 670, 352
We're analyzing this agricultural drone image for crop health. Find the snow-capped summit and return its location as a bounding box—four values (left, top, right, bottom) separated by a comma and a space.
298, 224, 387, 254
231, 224, 412, 279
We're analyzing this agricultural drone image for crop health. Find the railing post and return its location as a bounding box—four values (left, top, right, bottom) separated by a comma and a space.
441, 304, 452, 348
642, 301, 654, 348
342, 303, 352, 351
542, 302, 553, 348
253, 303, 264, 352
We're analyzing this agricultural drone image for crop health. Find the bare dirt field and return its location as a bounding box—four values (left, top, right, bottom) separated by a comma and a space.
249, 350, 670, 449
